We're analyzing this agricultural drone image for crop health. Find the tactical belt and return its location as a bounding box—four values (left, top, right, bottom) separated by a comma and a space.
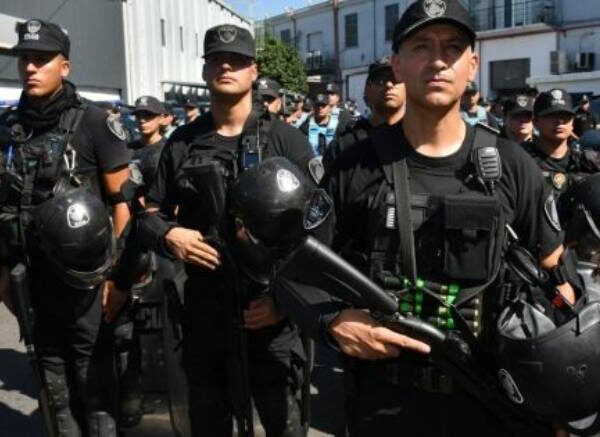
354, 359, 456, 395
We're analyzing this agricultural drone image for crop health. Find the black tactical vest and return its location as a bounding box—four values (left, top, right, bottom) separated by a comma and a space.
0, 102, 86, 261
366, 126, 505, 335
173, 109, 273, 235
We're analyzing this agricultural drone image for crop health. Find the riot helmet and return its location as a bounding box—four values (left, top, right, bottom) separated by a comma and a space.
495, 299, 600, 427
35, 187, 115, 290
559, 174, 600, 263
495, 236, 600, 429
228, 157, 332, 283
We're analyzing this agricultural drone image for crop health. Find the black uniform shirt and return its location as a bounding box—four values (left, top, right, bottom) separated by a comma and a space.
71, 106, 131, 176
325, 122, 563, 266
147, 111, 314, 211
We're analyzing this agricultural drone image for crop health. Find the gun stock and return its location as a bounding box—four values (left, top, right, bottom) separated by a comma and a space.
10, 263, 57, 437
274, 237, 551, 435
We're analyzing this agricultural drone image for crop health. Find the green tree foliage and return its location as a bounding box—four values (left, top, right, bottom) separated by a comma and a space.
257, 36, 308, 94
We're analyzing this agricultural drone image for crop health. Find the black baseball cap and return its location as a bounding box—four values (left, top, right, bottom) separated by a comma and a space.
367, 56, 393, 80
313, 94, 329, 106
256, 77, 281, 99
203, 24, 255, 59
183, 98, 198, 109
132, 96, 166, 115
392, 0, 476, 52
581, 94, 590, 103
534, 89, 575, 117
325, 82, 340, 94
12, 19, 70, 58
504, 94, 534, 116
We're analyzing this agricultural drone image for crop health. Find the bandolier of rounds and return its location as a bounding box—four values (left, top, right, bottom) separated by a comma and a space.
396, 278, 480, 334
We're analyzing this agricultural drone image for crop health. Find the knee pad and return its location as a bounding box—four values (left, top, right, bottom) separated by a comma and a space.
44, 369, 70, 411
87, 411, 117, 437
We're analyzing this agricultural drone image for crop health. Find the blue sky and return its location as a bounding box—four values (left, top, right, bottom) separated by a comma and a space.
227, 0, 323, 20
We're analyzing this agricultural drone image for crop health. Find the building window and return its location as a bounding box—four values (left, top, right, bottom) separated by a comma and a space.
160, 19, 166, 47
195, 33, 199, 57
490, 58, 530, 92
345, 13, 358, 48
280, 29, 291, 45
179, 26, 184, 52
385, 4, 399, 42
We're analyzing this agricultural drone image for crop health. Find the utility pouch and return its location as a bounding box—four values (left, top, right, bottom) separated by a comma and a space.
443, 194, 501, 281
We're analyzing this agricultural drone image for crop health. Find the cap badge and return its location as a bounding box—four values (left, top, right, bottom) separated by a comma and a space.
276, 169, 300, 193
258, 79, 268, 89
516, 95, 528, 107
424, 0, 447, 18
139, 96, 148, 106
218, 25, 238, 44
67, 203, 90, 229
27, 20, 42, 34
24, 19, 41, 41
550, 89, 565, 105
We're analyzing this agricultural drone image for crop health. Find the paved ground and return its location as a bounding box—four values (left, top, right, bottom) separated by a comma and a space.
0, 303, 346, 436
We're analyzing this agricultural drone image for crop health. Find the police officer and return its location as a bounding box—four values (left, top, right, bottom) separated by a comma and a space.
500, 93, 535, 145
137, 24, 314, 436
324, 82, 352, 132
129, 96, 169, 188
292, 97, 312, 129
460, 80, 499, 129
275, 1, 576, 435
0, 19, 133, 436
323, 57, 405, 170
183, 98, 200, 124
256, 77, 283, 115
525, 88, 600, 203
574, 94, 598, 137
299, 93, 341, 156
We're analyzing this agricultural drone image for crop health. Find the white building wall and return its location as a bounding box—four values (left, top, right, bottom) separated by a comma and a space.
123, 0, 250, 104
477, 30, 557, 98
339, 0, 375, 70
374, 0, 409, 60
0, 0, 126, 104
559, 0, 600, 24
558, 25, 600, 71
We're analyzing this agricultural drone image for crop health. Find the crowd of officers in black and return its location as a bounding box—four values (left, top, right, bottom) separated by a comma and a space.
1, 0, 600, 436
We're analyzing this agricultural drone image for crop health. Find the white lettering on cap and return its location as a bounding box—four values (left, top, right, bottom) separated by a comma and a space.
424, 0, 447, 18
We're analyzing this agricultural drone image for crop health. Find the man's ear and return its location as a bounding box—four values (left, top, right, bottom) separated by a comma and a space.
60, 57, 70, 80
467, 51, 479, 83
250, 62, 258, 83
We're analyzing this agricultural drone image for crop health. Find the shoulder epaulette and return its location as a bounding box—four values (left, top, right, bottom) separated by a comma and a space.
475, 121, 500, 136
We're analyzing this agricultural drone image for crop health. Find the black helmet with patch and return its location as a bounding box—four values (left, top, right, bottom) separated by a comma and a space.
495, 297, 600, 430
228, 157, 332, 283
229, 157, 318, 247
35, 187, 115, 290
